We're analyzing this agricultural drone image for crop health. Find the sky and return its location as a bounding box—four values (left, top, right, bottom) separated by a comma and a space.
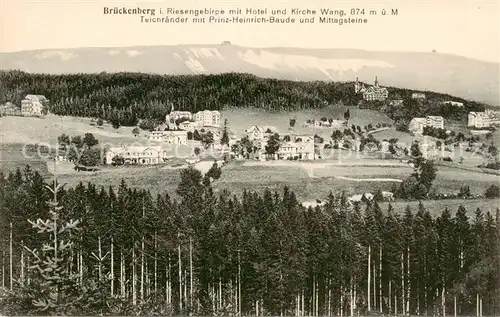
1, 0, 499, 63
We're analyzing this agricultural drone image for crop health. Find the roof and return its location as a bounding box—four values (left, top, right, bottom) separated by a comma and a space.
245, 125, 265, 133
108, 146, 162, 154
25, 94, 48, 102
280, 142, 299, 148
426, 116, 443, 119
410, 117, 426, 123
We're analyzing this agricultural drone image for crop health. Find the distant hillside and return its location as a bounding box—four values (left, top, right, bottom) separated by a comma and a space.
0, 71, 485, 128
1, 44, 498, 106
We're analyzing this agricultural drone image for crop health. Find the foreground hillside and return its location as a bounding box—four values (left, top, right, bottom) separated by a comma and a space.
1, 164, 499, 315
1, 45, 498, 105
0, 71, 486, 127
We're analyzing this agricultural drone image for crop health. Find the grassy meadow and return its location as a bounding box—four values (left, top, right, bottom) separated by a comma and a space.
1, 109, 499, 218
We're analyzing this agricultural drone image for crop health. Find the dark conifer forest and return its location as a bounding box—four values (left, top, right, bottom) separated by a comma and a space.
0, 71, 485, 127
0, 165, 498, 315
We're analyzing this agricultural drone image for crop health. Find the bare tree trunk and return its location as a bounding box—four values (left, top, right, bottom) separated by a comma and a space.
301, 289, 305, 317
120, 249, 125, 298
296, 292, 299, 316
353, 281, 357, 315
454, 295, 457, 317
340, 284, 344, 317
480, 296, 482, 317
401, 251, 404, 315
141, 237, 144, 303
110, 238, 114, 296
98, 236, 102, 281
350, 278, 354, 317
178, 235, 183, 312
168, 253, 172, 305
189, 236, 193, 312
476, 293, 479, 317
379, 245, 382, 313
368, 245, 371, 311
238, 249, 242, 316
80, 250, 84, 286
9, 222, 13, 290
406, 246, 410, 315
388, 280, 392, 314
328, 278, 332, 316
442, 286, 446, 316
184, 270, 187, 311
151, 232, 155, 295
20, 240, 24, 287
316, 276, 319, 316
133, 243, 137, 306
373, 261, 376, 312
313, 274, 316, 316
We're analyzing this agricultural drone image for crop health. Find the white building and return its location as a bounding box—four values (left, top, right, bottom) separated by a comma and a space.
277, 140, 314, 160
165, 104, 193, 123
355, 77, 389, 101
468, 112, 489, 128
106, 146, 164, 165
408, 118, 426, 134
412, 93, 426, 100
21, 95, 48, 116
245, 125, 266, 140
390, 100, 404, 107
409, 116, 444, 134
443, 101, 464, 107
425, 116, 444, 129
193, 110, 221, 127
148, 130, 188, 145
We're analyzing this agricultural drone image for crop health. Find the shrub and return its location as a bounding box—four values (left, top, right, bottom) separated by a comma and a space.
485, 185, 500, 198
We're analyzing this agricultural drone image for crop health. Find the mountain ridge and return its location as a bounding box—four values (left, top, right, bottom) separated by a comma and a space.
1, 44, 498, 106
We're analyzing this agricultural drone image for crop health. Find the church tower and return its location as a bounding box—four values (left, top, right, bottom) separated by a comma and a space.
355, 77, 362, 93
374, 76, 379, 88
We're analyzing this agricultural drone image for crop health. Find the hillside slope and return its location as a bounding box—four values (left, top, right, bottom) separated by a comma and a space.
1, 44, 498, 106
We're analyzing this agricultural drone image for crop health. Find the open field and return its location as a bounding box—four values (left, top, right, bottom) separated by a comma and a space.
221, 107, 394, 139
0, 115, 142, 145
1, 112, 498, 217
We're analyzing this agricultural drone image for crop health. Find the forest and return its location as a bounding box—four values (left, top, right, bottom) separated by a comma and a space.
0, 70, 484, 127
0, 164, 498, 316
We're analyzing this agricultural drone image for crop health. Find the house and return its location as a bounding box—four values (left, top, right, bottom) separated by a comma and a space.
148, 130, 188, 145
412, 93, 426, 100
356, 77, 389, 101
0, 102, 21, 116
390, 100, 404, 107
106, 146, 164, 165
442, 101, 464, 107
287, 134, 313, 143
409, 116, 444, 134
425, 116, 444, 129
348, 193, 374, 202
277, 140, 314, 160
193, 110, 221, 127
468, 112, 489, 128
408, 118, 426, 134
21, 95, 48, 116
244, 125, 266, 140
486, 110, 500, 126
165, 104, 193, 123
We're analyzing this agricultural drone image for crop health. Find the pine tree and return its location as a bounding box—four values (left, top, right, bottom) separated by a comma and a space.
25, 181, 82, 314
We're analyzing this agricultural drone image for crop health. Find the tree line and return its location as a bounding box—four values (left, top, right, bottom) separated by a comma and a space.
0, 165, 499, 315
0, 71, 485, 127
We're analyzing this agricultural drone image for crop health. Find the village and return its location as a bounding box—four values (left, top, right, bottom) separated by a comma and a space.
2, 77, 499, 205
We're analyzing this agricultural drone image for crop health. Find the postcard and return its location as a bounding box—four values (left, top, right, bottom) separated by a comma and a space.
0, 0, 499, 315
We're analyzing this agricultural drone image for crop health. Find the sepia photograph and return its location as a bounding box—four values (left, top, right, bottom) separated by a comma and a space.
0, 0, 499, 315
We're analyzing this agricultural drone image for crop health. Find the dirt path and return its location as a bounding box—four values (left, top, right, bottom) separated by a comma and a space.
333, 176, 402, 182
